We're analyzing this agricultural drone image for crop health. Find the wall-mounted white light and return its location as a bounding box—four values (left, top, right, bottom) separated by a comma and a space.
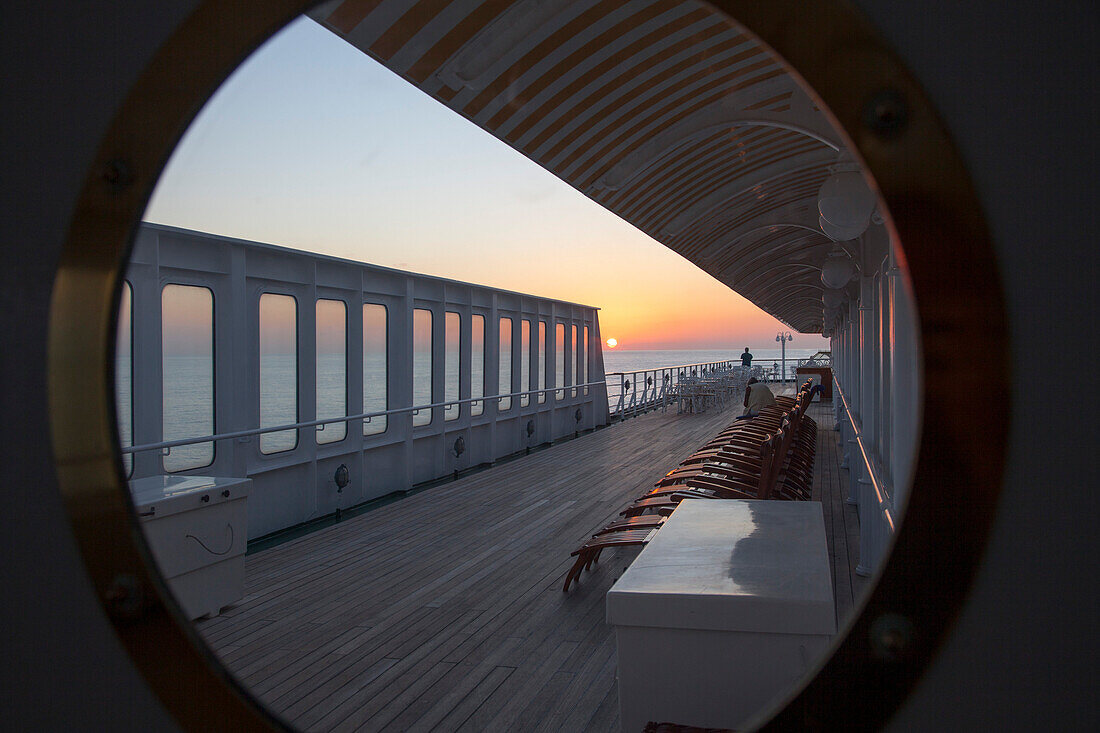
823, 288, 847, 310
821, 246, 857, 289
818, 150, 877, 239
819, 215, 867, 242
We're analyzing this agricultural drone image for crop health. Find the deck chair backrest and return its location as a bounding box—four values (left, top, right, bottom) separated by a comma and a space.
794, 387, 812, 418
763, 415, 797, 499
752, 433, 781, 499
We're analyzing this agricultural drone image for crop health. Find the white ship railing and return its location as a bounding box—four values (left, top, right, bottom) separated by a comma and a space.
609, 357, 829, 398
118, 223, 609, 540
833, 375, 895, 576
606, 360, 752, 419
754, 356, 832, 384
123, 380, 610, 455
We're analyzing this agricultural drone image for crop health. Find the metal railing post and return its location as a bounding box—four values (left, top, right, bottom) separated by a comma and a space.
855, 467, 874, 576
615, 373, 625, 418
833, 375, 896, 577
833, 377, 843, 431
845, 437, 859, 504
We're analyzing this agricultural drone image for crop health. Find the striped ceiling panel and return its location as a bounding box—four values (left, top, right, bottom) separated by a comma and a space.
311, 0, 846, 332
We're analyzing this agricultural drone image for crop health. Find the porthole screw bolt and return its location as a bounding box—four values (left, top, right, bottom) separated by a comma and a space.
104, 573, 144, 621
863, 89, 908, 138
870, 613, 914, 661
102, 158, 134, 192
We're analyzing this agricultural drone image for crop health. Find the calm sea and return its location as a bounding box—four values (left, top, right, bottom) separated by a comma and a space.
117, 347, 826, 471
602, 348, 823, 375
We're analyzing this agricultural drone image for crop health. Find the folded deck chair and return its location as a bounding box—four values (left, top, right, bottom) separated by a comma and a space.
563, 527, 659, 592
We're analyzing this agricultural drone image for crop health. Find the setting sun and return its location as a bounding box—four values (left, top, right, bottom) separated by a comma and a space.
606, 338, 618, 349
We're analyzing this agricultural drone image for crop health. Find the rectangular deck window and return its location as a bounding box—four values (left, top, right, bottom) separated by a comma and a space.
538, 321, 546, 404
520, 319, 531, 407
583, 326, 590, 395
316, 299, 346, 444
363, 303, 387, 435
413, 308, 432, 427
571, 324, 579, 397
498, 317, 512, 411
259, 293, 298, 454
471, 315, 485, 416
116, 282, 132, 476
445, 312, 460, 421
555, 322, 565, 401
162, 284, 215, 470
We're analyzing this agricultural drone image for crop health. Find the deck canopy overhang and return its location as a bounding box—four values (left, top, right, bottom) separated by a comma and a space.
309, 0, 857, 334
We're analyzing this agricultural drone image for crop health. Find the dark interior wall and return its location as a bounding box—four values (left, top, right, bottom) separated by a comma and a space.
846, 2, 1098, 729
1, 3, 195, 728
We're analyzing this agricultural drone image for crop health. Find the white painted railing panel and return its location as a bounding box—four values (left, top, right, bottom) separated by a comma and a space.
121, 223, 609, 539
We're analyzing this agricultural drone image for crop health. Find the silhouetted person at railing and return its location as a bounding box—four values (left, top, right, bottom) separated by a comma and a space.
737, 377, 776, 420
740, 347, 753, 373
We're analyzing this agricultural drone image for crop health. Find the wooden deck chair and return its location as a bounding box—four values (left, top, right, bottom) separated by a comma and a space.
562, 527, 659, 591
774, 379, 815, 410
593, 513, 669, 535
622, 431, 784, 515
686, 427, 792, 500
654, 411, 797, 489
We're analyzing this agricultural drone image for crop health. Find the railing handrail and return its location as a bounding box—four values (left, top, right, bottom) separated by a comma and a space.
605, 359, 736, 376
122, 379, 608, 454
606, 356, 822, 384
604, 359, 751, 418
833, 375, 895, 533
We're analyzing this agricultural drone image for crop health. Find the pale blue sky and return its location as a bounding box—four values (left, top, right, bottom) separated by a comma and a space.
145, 15, 828, 351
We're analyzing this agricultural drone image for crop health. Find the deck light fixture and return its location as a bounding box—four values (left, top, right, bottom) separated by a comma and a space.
821, 246, 858, 289
819, 215, 866, 242
818, 151, 877, 236
823, 287, 846, 310
333, 464, 349, 492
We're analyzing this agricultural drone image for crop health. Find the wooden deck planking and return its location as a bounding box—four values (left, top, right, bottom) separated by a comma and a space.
195, 390, 866, 731
805, 397, 869, 626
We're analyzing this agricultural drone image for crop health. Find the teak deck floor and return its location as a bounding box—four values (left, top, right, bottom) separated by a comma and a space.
196, 393, 865, 732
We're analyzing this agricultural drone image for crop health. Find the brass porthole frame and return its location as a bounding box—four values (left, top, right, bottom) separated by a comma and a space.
47, 1, 1008, 730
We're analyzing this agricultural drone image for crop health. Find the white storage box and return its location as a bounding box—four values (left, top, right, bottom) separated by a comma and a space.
606, 499, 836, 731
130, 475, 250, 620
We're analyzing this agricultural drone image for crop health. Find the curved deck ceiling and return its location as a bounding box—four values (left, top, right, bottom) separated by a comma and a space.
310, 0, 849, 333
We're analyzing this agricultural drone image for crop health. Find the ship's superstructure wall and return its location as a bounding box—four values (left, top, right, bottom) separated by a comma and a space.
121, 223, 608, 539
826, 227, 921, 575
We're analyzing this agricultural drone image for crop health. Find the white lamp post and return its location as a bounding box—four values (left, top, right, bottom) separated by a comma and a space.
776, 331, 793, 386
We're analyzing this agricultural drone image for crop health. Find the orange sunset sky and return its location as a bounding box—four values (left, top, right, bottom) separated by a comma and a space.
144, 16, 828, 352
